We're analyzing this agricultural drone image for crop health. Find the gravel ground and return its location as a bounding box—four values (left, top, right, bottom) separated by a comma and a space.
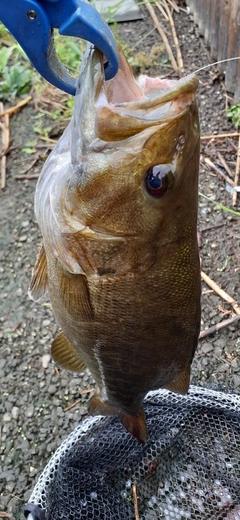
0, 4, 240, 519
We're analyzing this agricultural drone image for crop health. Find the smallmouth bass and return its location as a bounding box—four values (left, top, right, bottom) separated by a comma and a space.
29, 46, 201, 443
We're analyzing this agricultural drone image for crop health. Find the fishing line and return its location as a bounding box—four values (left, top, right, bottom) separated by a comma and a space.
193, 56, 240, 75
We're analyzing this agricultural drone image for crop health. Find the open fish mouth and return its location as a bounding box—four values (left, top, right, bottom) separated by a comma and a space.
75, 45, 199, 142
103, 53, 198, 109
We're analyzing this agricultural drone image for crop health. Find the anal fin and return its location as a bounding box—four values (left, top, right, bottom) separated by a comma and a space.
51, 331, 86, 372
165, 367, 190, 394
28, 245, 48, 301
88, 394, 148, 443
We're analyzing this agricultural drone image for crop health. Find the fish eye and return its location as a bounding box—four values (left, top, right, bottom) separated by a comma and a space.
145, 164, 174, 198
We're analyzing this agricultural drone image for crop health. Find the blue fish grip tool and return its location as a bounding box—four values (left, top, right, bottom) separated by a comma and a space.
0, 0, 119, 95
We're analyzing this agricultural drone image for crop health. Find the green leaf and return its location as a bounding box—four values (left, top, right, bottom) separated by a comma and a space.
22, 147, 37, 154
226, 104, 240, 128
199, 192, 240, 217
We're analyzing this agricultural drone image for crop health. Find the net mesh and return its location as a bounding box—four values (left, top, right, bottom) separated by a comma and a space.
27, 386, 240, 520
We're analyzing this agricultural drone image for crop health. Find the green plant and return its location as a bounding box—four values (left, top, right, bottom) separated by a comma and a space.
0, 22, 86, 99
54, 31, 86, 76
199, 192, 240, 217
227, 104, 240, 128
0, 31, 37, 100
0, 62, 33, 98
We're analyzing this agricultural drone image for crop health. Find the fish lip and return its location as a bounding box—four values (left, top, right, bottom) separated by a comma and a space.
117, 74, 198, 109
88, 46, 198, 108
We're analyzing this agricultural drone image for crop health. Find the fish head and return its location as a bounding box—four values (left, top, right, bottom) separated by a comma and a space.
66, 46, 200, 249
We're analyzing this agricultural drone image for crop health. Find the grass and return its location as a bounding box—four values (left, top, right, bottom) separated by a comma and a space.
227, 104, 240, 128
199, 192, 240, 217
0, 23, 86, 101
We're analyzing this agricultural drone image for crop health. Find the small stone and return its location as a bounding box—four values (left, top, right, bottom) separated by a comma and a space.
48, 385, 57, 395
214, 338, 225, 350
24, 489, 32, 502
42, 354, 51, 369
201, 342, 214, 354
42, 319, 51, 327
0, 494, 11, 506
233, 375, 240, 388
7, 496, 21, 514
25, 404, 34, 418
0, 358, 6, 369
5, 482, 15, 493
21, 220, 29, 227
3, 413, 11, 423
18, 235, 27, 242
15, 288, 23, 296
11, 406, 19, 420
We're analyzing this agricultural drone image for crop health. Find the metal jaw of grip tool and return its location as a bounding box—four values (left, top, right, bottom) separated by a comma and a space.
0, 0, 119, 95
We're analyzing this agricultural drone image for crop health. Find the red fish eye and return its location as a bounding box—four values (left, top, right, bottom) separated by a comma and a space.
145, 164, 174, 198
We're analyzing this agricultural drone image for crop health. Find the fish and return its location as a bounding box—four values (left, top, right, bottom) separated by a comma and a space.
29, 45, 201, 443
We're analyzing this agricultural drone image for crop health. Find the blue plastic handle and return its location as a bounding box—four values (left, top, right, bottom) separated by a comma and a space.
0, 0, 119, 94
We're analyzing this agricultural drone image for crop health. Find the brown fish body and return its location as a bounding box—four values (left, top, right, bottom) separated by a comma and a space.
30, 47, 201, 442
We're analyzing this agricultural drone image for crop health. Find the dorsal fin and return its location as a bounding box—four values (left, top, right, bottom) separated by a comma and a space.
28, 246, 48, 301
51, 331, 86, 372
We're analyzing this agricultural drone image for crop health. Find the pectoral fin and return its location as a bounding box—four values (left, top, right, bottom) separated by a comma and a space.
51, 332, 86, 372
88, 394, 148, 443
28, 246, 48, 301
165, 367, 190, 394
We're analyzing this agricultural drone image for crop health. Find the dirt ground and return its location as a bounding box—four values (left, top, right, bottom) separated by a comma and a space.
0, 3, 240, 519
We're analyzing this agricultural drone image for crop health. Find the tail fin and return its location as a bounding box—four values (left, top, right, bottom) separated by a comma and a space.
120, 410, 148, 444
88, 393, 148, 443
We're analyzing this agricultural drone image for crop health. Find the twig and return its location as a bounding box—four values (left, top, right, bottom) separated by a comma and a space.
161, 0, 184, 73
201, 271, 240, 315
233, 134, 240, 206
0, 144, 21, 158
0, 512, 11, 518
81, 388, 94, 395
55, 367, 61, 377
216, 305, 232, 316
39, 135, 58, 144
200, 223, 224, 233
201, 132, 240, 140
20, 151, 44, 176
132, 484, 140, 520
204, 157, 235, 187
145, 2, 178, 71
155, 2, 169, 22
23, 156, 40, 174
12, 322, 21, 332
0, 96, 32, 117
64, 388, 94, 411
0, 102, 10, 190
14, 174, 40, 180
199, 314, 240, 339
217, 151, 234, 179
166, 0, 180, 12
227, 138, 238, 151
64, 399, 81, 412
